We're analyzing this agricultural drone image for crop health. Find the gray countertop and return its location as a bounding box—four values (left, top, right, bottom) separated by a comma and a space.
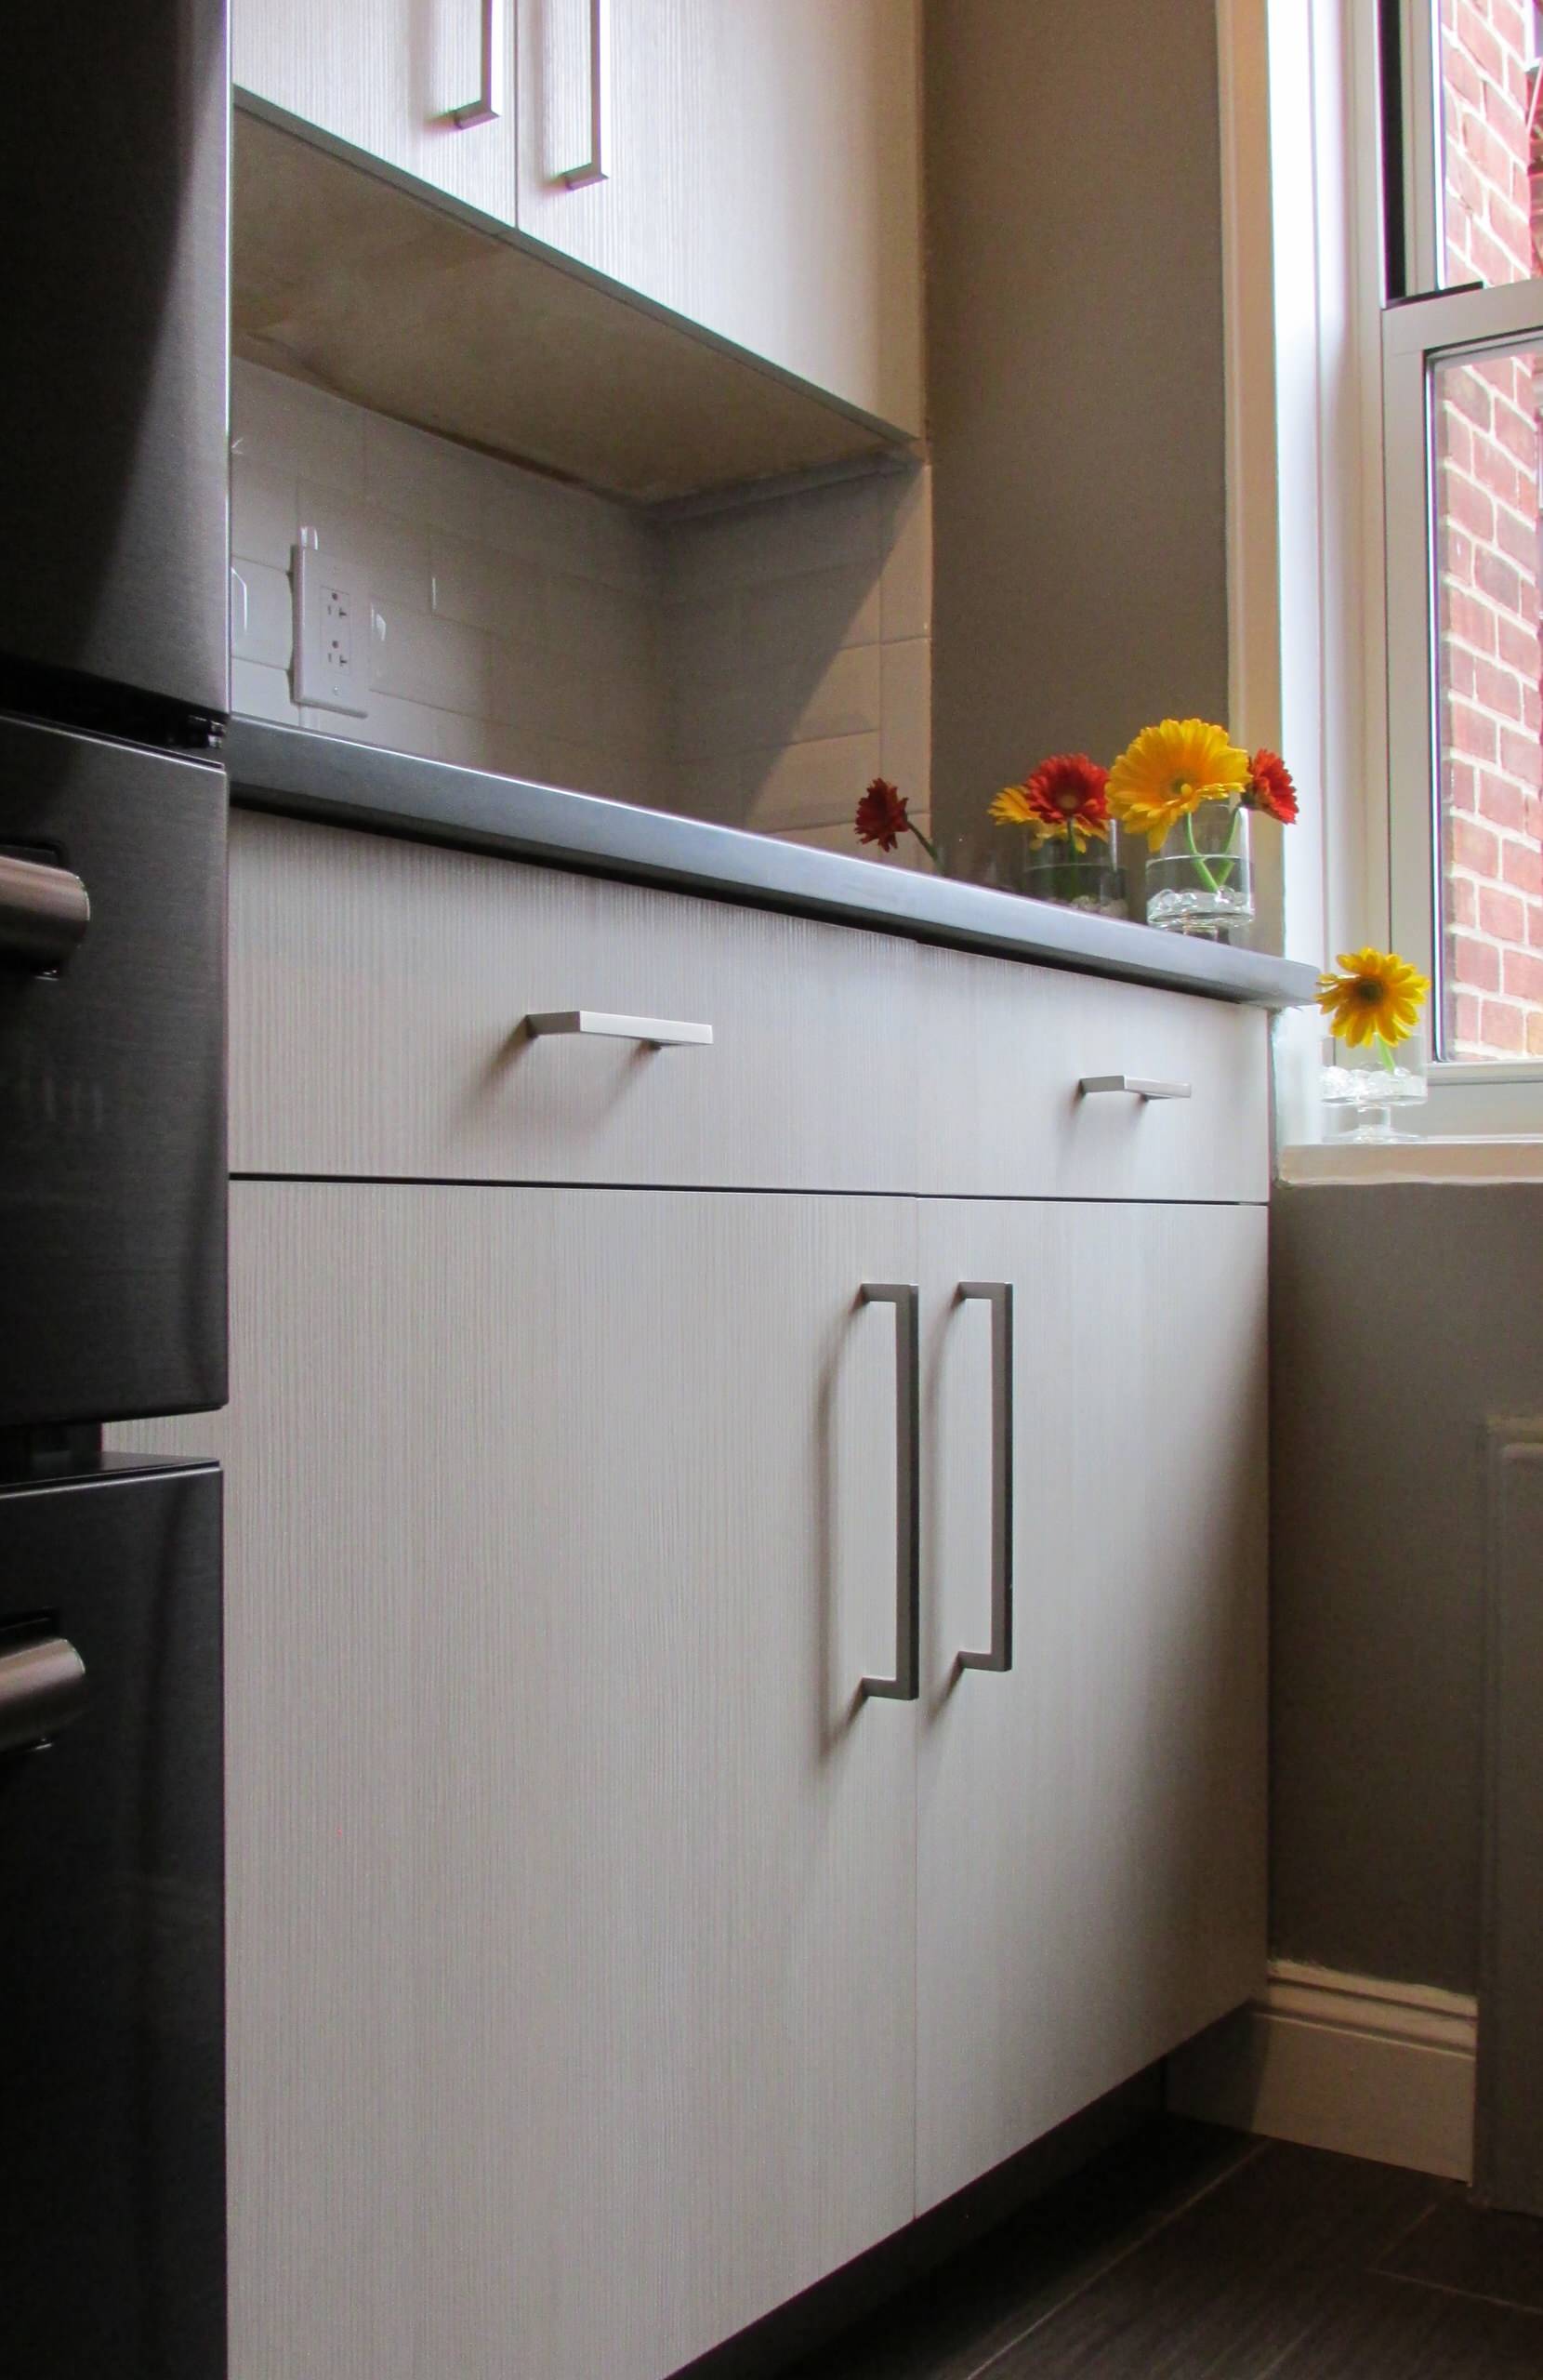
226, 718, 1320, 1009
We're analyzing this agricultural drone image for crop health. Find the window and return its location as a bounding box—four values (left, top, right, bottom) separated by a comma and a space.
1383, 0, 1543, 1110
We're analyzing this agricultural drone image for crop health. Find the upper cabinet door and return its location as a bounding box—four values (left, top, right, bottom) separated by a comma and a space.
515, 0, 925, 434
915, 1199, 1269, 2215
235, 0, 518, 222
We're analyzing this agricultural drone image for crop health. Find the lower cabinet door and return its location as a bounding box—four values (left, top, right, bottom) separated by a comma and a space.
915, 1198, 1268, 2213
184, 1180, 919, 2380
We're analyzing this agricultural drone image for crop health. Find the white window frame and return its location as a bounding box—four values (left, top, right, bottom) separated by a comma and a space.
1381, 1, 1543, 1130
1221, 0, 1543, 1140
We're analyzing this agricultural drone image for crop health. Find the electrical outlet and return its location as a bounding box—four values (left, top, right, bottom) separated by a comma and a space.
291, 540, 369, 716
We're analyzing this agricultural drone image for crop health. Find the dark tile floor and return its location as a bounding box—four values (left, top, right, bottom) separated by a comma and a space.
781, 2120, 1543, 2378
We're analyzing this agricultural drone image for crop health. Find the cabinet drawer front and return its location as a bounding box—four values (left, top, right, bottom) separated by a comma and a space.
230, 812, 918, 1188
915, 947, 1271, 1203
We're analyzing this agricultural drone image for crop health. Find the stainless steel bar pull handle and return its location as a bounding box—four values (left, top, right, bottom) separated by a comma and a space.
525, 1009, 712, 1047
452, 0, 506, 126
1078, 1074, 1192, 1101
0, 853, 90, 972
561, 0, 612, 186
0, 1635, 86, 1756
859, 1283, 920, 1702
956, 1282, 1013, 1674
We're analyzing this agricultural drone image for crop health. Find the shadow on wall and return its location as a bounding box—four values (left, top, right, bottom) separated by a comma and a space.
1269, 1182, 1543, 1996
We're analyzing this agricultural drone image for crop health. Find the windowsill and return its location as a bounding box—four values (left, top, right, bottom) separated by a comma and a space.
1278, 1137, 1543, 1186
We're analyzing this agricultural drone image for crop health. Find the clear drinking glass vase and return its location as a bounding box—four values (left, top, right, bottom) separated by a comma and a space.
1145, 803, 1253, 935
1320, 1029, 1429, 1142
1021, 845, 1128, 916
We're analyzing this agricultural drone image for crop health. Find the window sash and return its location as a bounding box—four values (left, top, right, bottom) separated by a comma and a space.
1383, 278, 1543, 1113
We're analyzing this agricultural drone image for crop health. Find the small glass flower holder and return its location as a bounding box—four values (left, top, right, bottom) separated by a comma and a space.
1145, 804, 1253, 935
1320, 1029, 1429, 1143
1021, 846, 1128, 917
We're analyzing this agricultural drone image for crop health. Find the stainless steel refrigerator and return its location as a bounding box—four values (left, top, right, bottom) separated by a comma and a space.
0, 4, 231, 2371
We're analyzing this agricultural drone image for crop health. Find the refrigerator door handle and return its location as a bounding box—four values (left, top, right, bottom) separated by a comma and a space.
0, 1634, 87, 1755
0, 853, 90, 972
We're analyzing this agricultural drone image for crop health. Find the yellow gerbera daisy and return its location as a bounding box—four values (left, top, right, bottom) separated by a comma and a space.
1316, 947, 1431, 1050
1106, 719, 1251, 851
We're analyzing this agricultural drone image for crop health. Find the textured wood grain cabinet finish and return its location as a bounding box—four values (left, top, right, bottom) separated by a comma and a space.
234, 0, 924, 433
120, 822, 1270, 2378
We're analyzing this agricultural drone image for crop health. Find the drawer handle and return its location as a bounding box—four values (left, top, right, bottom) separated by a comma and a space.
525, 1009, 712, 1048
1078, 1074, 1192, 1101
956, 1282, 1013, 1676
560, 0, 612, 187
451, 0, 506, 127
859, 1284, 920, 1704
0, 853, 91, 973
0, 1633, 87, 1756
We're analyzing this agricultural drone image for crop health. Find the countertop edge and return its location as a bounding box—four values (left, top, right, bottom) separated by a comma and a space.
224, 720, 1321, 1010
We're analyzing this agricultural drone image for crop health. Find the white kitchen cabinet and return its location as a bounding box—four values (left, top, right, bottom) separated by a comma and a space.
235, 0, 517, 221
116, 824, 1273, 2376
152, 1178, 918, 2380
235, 0, 923, 439
515, 0, 924, 431
915, 1199, 1269, 2213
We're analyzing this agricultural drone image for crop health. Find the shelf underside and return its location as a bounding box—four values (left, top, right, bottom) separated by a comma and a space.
231, 107, 911, 507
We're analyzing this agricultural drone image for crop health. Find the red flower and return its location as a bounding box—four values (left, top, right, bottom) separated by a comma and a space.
855, 776, 911, 852
1242, 747, 1298, 824
991, 754, 1111, 849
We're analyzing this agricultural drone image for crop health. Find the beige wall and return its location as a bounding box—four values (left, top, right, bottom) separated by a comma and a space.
925, 0, 1230, 845
1272, 1183, 1543, 1994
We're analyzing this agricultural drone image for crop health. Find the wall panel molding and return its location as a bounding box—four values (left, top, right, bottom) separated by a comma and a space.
1478, 1420, 1543, 2214
1167, 1959, 1476, 2180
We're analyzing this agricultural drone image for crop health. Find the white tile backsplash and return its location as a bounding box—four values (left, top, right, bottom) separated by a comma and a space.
229, 361, 930, 857
368, 600, 492, 714
230, 456, 299, 571
742, 733, 883, 833
232, 369, 365, 494
230, 560, 293, 670
297, 482, 432, 608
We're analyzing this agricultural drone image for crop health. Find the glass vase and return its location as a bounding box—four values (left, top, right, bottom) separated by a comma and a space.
1021, 844, 1128, 917
1144, 803, 1253, 935
1320, 1028, 1429, 1143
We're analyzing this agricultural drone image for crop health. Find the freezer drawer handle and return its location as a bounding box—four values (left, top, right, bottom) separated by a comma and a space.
0, 853, 91, 973
956, 1282, 1014, 1675
0, 1634, 87, 1755
451, 0, 506, 126
859, 1283, 920, 1703
1078, 1073, 1192, 1101
525, 1009, 713, 1048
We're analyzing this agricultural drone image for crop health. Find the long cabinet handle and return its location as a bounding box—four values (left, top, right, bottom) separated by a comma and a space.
1078, 1074, 1192, 1101
452, 0, 506, 127
0, 853, 90, 973
561, 0, 612, 187
525, 1009, 712, 1047
859, 1284, 919, 1703
955, 1283, 1013, 1674
0, 1634, 86, 1756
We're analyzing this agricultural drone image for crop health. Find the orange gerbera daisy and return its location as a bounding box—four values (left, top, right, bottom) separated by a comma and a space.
1242, 748, 1299, 825
991, 754, 1111, 851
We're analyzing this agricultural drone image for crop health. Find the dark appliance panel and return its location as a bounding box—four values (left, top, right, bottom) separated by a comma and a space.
0, 0, 229, 734
0, 713, 226, 1429
0, 1460, 225, 2378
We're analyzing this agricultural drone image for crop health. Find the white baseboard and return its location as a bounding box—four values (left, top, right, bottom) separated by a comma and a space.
1166, 1960, 1477, 2182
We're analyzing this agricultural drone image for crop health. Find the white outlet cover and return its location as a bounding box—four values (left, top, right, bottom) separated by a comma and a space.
291, 540, 369, 716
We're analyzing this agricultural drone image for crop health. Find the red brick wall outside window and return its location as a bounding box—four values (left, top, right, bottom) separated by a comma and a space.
1435, 0, 1543, 1055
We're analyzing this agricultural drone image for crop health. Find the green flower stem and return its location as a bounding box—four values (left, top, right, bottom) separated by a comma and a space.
1377, 1034, 1397, 1075
1182, 810, 1222, 896
908, 820, 941, 869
